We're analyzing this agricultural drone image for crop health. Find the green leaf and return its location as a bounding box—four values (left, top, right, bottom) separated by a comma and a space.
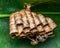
0, 0, 60, 48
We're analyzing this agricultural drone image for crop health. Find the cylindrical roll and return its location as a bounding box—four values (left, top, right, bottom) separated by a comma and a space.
25, 10, 37, 34
31, 12, 41, 26
10, 13, 18, 38
20, 10, 30, 34
37, 14, 48, 26
14, 12, 23, 25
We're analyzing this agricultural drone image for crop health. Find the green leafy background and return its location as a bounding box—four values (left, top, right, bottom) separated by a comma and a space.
0, 0, 60, 48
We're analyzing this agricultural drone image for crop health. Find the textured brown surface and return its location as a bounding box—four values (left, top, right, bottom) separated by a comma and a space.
10, 4, 57, 45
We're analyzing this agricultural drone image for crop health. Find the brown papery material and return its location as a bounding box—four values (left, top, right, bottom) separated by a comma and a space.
44, 26, 52, 33
25, 10, 37, 34
10, 13, 18, 38
14, 12, 23, 25
37, 14, 48, 26
46, 17, 57, 30
32, 12, 41, 26
9, 3, 57, 45
20, 10, 30, 34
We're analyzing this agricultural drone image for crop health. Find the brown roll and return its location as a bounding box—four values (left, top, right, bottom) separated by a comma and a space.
31, 12, 41, 26
14, 12, 23, 25
20, 10, 30, 34
10, 13, 18, 38
46, 17, 57, 30
37, 14, 48, 26
25, 10, 37, 34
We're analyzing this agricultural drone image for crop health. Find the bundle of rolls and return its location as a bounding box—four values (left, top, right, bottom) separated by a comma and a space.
10, 3, 57, 45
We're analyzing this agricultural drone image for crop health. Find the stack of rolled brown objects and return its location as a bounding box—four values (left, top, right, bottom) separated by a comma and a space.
10, 3, 57, 45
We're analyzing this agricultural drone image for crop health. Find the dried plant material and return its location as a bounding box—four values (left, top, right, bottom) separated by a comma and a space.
20, 10, 30, 34
20, 10, 29, 28
46, 17, 57, 30
9, 3, 57, 45
10, 14, 18, 38
14, 12, 23, 25
25, 10, 36, 29
25, 10, 36, 34
32, 12, 41, 26
37, 14, 48, 26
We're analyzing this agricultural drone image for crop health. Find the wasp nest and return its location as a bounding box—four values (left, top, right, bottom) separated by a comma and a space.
10, 3, 57, 45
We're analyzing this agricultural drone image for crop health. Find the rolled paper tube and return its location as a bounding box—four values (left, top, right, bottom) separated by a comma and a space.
14, 12, 23, 25
37, 14, 48, 26
20, 10, 30, 34
10, 14, 18, 38
31, 12, 41, 26
25, 10, 37, 33
25, 10, 36, 29
20, 10, 30, 28
46, 17, 57, 30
